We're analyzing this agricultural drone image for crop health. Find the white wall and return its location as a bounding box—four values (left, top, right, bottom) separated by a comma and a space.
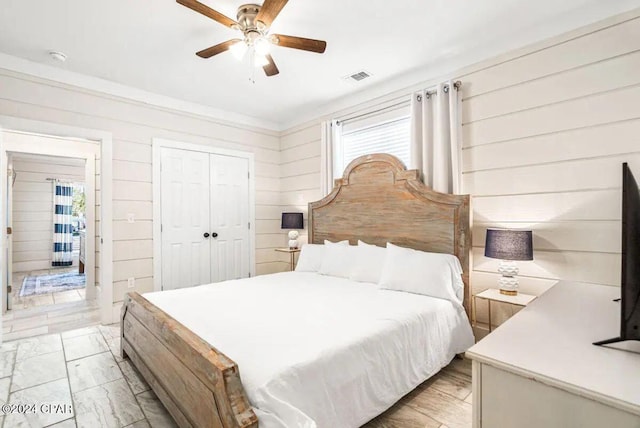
279, 124, 323, 255
459, 11, 640, 328
0, 69, 282, 318
278, 9, 640, 328
11, 154, 85, 272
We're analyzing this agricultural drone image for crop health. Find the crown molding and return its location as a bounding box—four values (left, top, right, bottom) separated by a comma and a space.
0, 52, 280, 132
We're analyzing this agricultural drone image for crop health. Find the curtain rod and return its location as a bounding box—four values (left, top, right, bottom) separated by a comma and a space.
336, 99, 411, 126
335, 80, 463, 125
418, 80, 462, 101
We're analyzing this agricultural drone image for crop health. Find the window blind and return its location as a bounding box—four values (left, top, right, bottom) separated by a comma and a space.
339, 116, 411, 172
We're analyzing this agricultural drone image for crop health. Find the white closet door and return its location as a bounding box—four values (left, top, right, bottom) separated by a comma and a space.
210, 154, 250, 282
161, 148, 211, 290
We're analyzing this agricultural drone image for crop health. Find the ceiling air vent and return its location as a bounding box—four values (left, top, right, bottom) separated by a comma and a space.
344, 70, 373, 83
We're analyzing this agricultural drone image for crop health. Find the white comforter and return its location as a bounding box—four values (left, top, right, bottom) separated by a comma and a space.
144, 272, 474, 428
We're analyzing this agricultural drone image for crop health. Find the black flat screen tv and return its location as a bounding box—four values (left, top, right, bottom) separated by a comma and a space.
594, 163, 640, 346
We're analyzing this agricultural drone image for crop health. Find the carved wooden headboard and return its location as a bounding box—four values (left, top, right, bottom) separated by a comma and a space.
308, 153, 472, 317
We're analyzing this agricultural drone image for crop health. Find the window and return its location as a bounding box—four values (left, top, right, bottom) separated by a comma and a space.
334, 104, 411, 176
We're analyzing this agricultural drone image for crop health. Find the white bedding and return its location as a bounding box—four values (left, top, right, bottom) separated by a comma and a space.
144, 272, 474, 428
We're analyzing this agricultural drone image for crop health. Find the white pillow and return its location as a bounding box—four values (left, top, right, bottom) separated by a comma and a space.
295, 240, 348, 272
294, 244, 324, 272
378, 243, 464, 305
324, 239, 349, 246
318, 243, 354, 278
349, 240, 387, 284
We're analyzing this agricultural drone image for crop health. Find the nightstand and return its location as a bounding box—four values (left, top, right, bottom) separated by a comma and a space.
472, 288, 536, 332
275, 248, 301, 271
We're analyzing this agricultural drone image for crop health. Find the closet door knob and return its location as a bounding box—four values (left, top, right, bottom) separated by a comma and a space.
211, 232, 218, 238
203, 233, 210, 238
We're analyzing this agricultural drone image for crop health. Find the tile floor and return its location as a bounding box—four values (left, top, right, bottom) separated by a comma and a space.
3, 268, 99, 342
11, 268, 85, 311
1, 322, 472, 427
0, 324, 177, 428
2, 300, 100, 342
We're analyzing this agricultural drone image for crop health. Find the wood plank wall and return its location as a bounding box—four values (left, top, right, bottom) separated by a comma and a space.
0, 70, 281, 320
278, 12, 640, 329
278, 124, 323, 266
11, 156, 85, 272
459, 13, 640, 326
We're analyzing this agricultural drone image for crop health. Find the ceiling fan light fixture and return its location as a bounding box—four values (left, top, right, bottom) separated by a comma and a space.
230, 40, 248, 59
177, 0, 327, 77
254, 37, 271, 56
254, 52, 269, 67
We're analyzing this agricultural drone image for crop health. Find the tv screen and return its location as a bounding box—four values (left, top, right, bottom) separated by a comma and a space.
621, 163, 640, 341
594, 163, 640, 346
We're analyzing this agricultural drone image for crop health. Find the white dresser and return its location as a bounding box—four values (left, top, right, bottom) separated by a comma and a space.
466, 281, 640, 428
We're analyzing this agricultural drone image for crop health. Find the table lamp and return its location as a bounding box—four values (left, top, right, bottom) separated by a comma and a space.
484, 229, 533, 296
281, 212, 304, 249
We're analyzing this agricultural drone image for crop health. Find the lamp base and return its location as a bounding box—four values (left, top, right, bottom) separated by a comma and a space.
287, 230, 299, 249
497, 261, 519, 296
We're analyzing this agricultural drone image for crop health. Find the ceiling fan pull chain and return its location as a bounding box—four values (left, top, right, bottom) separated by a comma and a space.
249, 51, 256, 84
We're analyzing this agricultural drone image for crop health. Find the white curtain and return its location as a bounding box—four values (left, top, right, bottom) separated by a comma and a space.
320, 119, 342, 196
410, 81, 462, 194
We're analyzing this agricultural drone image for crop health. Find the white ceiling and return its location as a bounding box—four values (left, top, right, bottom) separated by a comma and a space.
1, 0, 639, 129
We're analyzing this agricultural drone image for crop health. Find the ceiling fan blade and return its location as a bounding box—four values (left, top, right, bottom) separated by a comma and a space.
272, 34, 326, 53
263, 54, 280, 76
196, 39, 242, 58
256, 0, 288, 27
177, 0, 238, 28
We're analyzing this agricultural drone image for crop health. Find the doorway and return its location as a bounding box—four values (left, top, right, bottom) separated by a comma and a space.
153, 139, 256, 292
1, 131, 100, 340
8, 153, 91, 310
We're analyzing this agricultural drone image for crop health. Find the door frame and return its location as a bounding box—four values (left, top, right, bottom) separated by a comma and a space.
6, 154, 13, 311
0, 116, 114, 334
3, 140, 96, 309
152, 138, 256, 292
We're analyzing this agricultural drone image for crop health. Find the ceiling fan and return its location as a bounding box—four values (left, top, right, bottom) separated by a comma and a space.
177, 0, 327, 77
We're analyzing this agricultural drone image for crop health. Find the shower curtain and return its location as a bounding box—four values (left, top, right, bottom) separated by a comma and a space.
52, 181, 74, 267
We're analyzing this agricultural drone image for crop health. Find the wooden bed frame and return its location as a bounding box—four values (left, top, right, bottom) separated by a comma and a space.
309, 154, 471, 316
121, 153, 471, 428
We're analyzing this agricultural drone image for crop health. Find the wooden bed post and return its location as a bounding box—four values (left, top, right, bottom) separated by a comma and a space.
121, 293, 258, 428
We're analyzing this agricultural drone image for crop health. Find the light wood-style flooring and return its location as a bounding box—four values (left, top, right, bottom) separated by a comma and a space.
0, 322, 472, 428
365, 358, 472, 428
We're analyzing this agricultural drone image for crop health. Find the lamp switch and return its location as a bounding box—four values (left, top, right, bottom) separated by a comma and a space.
127, 277, 135, 288
127, 213, 135, 223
